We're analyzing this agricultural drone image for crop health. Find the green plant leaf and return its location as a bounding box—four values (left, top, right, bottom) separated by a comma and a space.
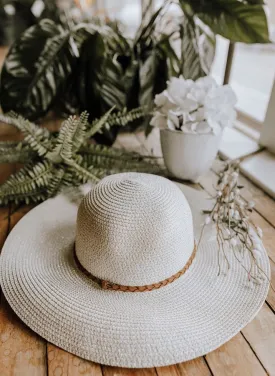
158, 36, 180, 77
244, 0, 264, 4
101, 56, 126, 110
47, 112, 89, 162
86, 106, 115, 139
0, 19, 82, 120
76, 32, 106, 119
196, 24, 216, 74
179, 17, 207, 80
0, 113, 51, 156
181, 0, 269, 43
139, 45, 168, 135
134, 5, 163, 46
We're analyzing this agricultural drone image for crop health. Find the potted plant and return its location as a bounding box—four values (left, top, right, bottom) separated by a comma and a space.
0, 0, 62, 46
0, 0, 269, 146
150, 76, 237, 182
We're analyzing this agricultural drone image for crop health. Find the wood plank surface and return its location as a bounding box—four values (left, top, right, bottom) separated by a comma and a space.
242, 304, 275, 375
0, 115, 274, 375
103, 366, 157, 376
156, 358, 212, 376
47, 344, 102, 376
0, 299, 47, 376
0, 193, 47, 376
136, 130, 275, 375
212, 159, 275, 227
200, 169, 275, 311
205, 333, 267, 376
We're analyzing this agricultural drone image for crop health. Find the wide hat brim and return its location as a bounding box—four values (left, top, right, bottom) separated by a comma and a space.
0, 183, 270, 368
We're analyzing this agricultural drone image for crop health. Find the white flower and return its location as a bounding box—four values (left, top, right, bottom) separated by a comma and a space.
205, 85, 237, 109
154, 91, 168, 107
204, 215, 211, 225
192, 107, 205, 122
229, 192, 235, 201
248, 201, 255, 209
167, 110, 180, 130
246, 279, 254, 289
167, 77, 198, 110
251, 233, 261, 246
151, 76, 237, 133
150, 112, 167, 129
234, 210, 241, 220
230, 238, 238, 247
207, 118, 222, 135
181, 123, 196, 133
193, 121, 211, 134
256, 227, 263, 238
167, 76, 194, 102
253, 248, 262, 261
187, 87, 207, 105
225, 228, 231, 236
253, 277, 263, 285
206, 107, 237, 129
196, 76, 218, 92
154, 90, 177, 115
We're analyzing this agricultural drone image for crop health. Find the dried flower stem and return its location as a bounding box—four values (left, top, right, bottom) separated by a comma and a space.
202, 160, 272, 288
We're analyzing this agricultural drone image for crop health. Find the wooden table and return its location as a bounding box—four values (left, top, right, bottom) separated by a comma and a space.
0, 47, 275, 376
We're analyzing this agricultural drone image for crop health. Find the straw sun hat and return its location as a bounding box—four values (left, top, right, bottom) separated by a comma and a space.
0, 173, 270, 368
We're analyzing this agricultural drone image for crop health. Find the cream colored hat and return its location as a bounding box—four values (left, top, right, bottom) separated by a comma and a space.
0, 173, 270, 368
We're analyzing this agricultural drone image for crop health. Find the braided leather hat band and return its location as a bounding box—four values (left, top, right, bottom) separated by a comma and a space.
73, 244, 197, 292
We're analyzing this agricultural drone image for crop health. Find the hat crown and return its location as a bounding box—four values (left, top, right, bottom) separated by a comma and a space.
75, 173, 194, 286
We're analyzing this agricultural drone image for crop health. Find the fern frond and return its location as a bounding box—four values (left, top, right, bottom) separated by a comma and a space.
80, 143, 143, 159
46, 168, 67, 197
0, 113, 51, 156
72, 111, 89, 152
86, 106, 115, 138
0, 141, 34, 163
65, 159, 100, 184
0, 108, 164, 205
105, 107, 148, 128
0, 189, 49, 205
47, 112, 88, 163
80, 144, 162, 171
0, 161, 54, 195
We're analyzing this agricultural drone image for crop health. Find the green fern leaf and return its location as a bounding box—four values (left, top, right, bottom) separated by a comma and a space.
47, 112, 89, 163
0, 113, 51, 156
0, 161, 54, 196
0, 141, 34, 163
65, 159, 100, 184
86, 106, 115, 138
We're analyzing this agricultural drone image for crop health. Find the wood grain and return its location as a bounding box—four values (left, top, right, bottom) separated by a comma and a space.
47, 344, 102, 376
206, 333, 267, 376
0, 299, 47, 376
102, 366, 157, 376
156, 358, 212, 376
200, 169, 275, 310
242, 304, 275, 376
0, 121, 274, 375
0, 207, 9, 250
212, 159, 275, 228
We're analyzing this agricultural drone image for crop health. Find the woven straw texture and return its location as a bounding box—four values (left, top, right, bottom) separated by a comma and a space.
76, 173, 194, 286
0, 173, 270, 368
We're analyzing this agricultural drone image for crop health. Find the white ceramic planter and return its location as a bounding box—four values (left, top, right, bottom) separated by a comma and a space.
160, 128, 223, 182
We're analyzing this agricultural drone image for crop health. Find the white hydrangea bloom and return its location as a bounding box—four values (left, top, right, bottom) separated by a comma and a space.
149, 112, 167, 129
151, 76, 237, 134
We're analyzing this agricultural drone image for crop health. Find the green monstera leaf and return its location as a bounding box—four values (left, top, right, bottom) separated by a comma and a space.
0, 19, 83, 119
